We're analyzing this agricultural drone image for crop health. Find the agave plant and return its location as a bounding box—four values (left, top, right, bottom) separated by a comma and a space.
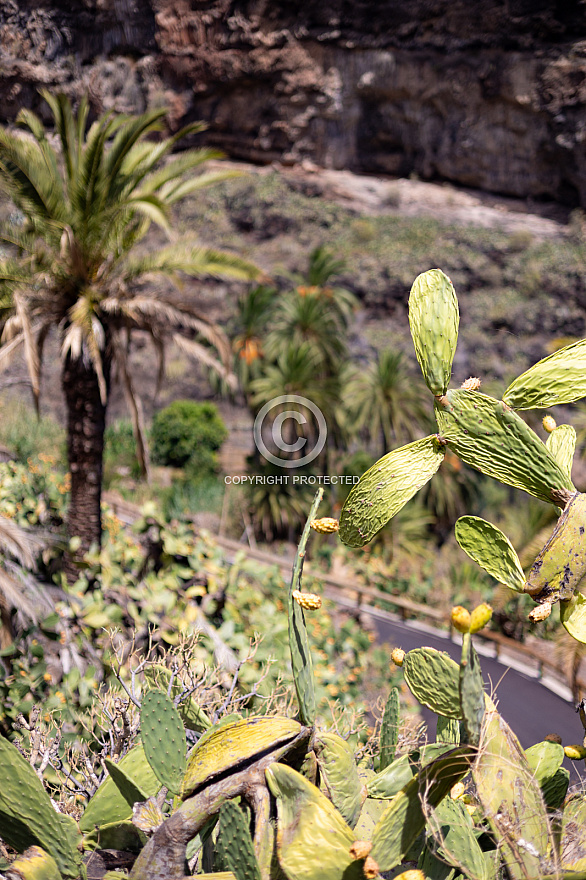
0, 91, 259, 565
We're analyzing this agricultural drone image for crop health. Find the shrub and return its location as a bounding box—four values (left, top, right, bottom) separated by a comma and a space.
150, 400, 228, 471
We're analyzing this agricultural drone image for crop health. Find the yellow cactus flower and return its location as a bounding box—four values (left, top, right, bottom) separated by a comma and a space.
451, 605, 471, 633
469, 603, 493, 633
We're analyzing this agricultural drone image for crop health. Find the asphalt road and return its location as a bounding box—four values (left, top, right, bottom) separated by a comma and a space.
374, 615, 585, 783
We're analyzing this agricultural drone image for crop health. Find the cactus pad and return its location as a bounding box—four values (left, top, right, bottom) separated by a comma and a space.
370, 746, 473, 871
502, 337, 586, 410
436, 716, 460, 745
403, 647, 462, 719
80, 743, 160, 832
339, 435, 445, 547
560, 591, 586, 642
140, 688, 187, 796
459, 633, 485, 747
266, 763, 363, 880
182, 716, 301, 799
425, 797, 489, 880
214, 801, 261, 880
409, 269, 459, 396
561, 795, 586, 870
367, 752, 415, 799
546, 424, 577, 482
379, 687, 400, 770
4, 846, 61, 880
143, 664, 211, 732
455, 516, 525, 592
314, 730, 364, 828
525, 492, 586, 604
435, 390, 574, 504
473, 702, 552, 879
0, 736, 81, 879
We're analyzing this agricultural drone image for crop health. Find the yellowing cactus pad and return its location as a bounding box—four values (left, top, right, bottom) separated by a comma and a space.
292, 589, 322, 610
181, 716, 302, 799
546, 424, 576, 482
525, 492, 586, 604
339, 435, 445, 547
409, 269, 459, 396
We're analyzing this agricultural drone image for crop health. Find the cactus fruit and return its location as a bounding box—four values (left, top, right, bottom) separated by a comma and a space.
310, 517, 339, 534
435, 390, 574, 506
460, 377, 481, 391
4, 846, 61, 880
140, 688, 187, 796
339, 435, 445, 547
546, 424, 576, 481
291, 589, 322, 610
455, 516, 526, 592
543, 414, 557, 433
349, 840, 372, 859
370, 746, 473, 871
314, 730, 364, 827
265, 763, 364, 880
564, 744, 586, 760
181, 716, 302, 799
403, 647, 462, 719
408, 269, 459, 396
84, 819, 145, 853
214, 801, 261, 880
379, 687, 400, 770
80, 743, 160, 832
362, 856, 380, 879
502, 337, 586, 410
288, 489, 323, 725
473, 702, 553, 880
143, 663, 211, 732
459, 633, 485, 747
469, 603, 492, 633
450, 606, 471, 633
0, 735, 81, 879
391, 648, 405, 667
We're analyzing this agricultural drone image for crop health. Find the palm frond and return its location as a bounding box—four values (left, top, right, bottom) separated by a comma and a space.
14, 291, 40, 408
112, 331, 150, 479
161, 169, 243, 205
173, 333, 238, 390
122, 242, 259, 282
0, 129, 66, 223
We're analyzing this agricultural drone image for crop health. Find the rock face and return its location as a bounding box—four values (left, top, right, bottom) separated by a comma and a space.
1, 0, 586, 204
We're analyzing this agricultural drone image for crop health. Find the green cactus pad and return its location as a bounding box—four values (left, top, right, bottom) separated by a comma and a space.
140, 688, 187, 796
473, 702, 552, 880
561, 795, 586, 871
526, 492, 586, 604
503, 338, 586, 410
265, 763, 363, 880
182, 716, 301, 799
546, 424, 577, 482
409, 269, 459, 396
84, 819, 146, 853
435, 390, 575, 504
339, 435, 445, 547
419, 845, 459, 880
379, 687, 400, 770
370, 746, 473, 871
288, 490, 323, 725
436, 716, 460, 745
367, 752, 415, 799
525, 740, 564, 785
314, 731, 364, 828
459, 633, 485, 747
80, 743, 160, 832
214, 801, 261, 880
103, 757, 147, 808
143, 664, 211, 732
455, 516, 526, 592
4, 846, 62, 880
0, 736, 81, 879
403, 647, 462, 719
542, 767, 570, 811
352, 796, 387, 839
560, 591, 586, 642
426, 796, 489, 880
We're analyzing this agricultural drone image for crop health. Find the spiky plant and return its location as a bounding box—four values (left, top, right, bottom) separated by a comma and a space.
0, 92, 258, 567
0, 515, 52, 645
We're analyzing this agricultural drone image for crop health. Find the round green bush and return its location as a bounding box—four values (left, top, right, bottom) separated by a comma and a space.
150, 400, 228, 469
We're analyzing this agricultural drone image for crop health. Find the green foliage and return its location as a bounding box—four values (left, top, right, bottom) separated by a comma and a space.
151, 399, 228, 471
140, 688, 187, 795
0, 402, 64, 463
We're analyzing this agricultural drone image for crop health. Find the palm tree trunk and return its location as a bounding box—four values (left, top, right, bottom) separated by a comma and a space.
61, 350, 111, 581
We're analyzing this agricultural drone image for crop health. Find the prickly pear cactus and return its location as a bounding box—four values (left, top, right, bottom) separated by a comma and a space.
140, 688, 187, 796
435, 715, 460, 745
339, 435, 445, 547
143, 663, 211, 732
403, 647, 462, 719
425, 796, 489, 880
546, 423, 577, 481
367, 752, 415, 799
459, 633, 485, 747
314, 730, 364, 828
455, 516, 526, 592
379, 687, 400, 770
214, 801, 261, 880
4, 846, 61, 880
560, 590, 586, 643
502, 337, 586, 410
409, 269, 459, 396
525, 492, 586, 604
0, 736, 81, 880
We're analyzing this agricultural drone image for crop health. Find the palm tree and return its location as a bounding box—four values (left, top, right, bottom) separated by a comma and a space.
346, 351, 427, 456
0, 92, 258, 568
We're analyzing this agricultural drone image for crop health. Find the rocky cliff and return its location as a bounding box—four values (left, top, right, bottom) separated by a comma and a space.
1, 1, 586, 204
